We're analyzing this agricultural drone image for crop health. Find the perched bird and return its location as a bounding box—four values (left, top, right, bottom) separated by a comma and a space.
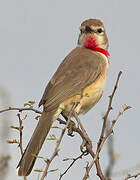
17, 19, 110, 176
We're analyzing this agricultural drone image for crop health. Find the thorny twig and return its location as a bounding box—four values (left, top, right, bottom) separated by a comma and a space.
99, 71, 122, 145
86, 143, 106, 180
0, 107, 42, 114
73, 112, 106, 180
123, 172, 140, 180
57, 115, 105, 180
58, 111, 105, 180
83, 71, 123, 180
59, 153, 85, 180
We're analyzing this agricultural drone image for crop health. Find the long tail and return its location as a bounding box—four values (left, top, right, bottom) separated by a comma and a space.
17, 108, 58, 176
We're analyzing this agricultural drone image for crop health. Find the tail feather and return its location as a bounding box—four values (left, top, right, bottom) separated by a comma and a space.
17, 108, 58, 176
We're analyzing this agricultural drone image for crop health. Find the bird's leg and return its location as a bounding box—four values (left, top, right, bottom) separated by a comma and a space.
73, 111, 92, 154
61, 111, 76, 137
60, 92, 83, 136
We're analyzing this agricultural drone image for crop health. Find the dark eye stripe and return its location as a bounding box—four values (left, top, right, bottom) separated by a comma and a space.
80, 27, 104, 34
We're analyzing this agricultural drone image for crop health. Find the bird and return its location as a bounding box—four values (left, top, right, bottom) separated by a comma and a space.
17, 18, 110, 176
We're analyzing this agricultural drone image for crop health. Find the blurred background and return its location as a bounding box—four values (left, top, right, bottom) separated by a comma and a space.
0, 0, 140, 179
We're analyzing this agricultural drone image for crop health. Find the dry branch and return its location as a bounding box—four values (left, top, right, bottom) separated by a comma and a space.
99, 71, 122, 144
124, 172, 140, 180
83, 71, 123, 180
73, 112, 106, 180
0, 107, 42, 114
59, 153, 84, 180
17, 114, 24, 155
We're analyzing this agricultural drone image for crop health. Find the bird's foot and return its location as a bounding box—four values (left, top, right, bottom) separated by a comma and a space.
80, 134, 92, 155
67, 120, 76, 137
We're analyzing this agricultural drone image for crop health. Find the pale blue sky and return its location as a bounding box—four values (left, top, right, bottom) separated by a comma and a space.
0, 0, 140, 180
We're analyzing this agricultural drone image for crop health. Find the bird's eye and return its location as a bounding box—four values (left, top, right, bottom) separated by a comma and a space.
97, 28, 103, 33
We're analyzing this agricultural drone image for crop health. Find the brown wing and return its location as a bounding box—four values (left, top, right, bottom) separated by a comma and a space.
39, 47, 107, 111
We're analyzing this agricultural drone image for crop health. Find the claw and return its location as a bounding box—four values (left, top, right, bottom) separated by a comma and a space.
68, 131, 75, 137
80, 139, 89, 155
80, 148, 89, 156
80, 137, 92, 156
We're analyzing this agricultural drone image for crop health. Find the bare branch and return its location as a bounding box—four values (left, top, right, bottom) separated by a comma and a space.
17, 114, 24, 155
83, 71, 123, 180
99, 71, 122, 142
59, 153, 84, 180
73, 112, 105, 180
0, 107, 42, 114
85, 143, 106, 180
123, 172, 140, 180
82, 112, 122, 180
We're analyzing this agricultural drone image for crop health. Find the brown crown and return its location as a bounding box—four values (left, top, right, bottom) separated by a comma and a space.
81, 19, 103, 27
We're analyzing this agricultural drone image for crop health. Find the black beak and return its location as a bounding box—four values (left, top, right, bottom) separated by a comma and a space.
85, 25, 93, 33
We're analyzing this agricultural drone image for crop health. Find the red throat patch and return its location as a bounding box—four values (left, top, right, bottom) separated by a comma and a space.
84, 35, 110, 58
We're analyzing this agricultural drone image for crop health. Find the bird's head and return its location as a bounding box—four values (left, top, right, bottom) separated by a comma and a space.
78, 19, 109, 51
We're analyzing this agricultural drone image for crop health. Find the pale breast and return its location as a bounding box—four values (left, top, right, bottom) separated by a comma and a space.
59, 71, 107, 115
79, 73, 107, 114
